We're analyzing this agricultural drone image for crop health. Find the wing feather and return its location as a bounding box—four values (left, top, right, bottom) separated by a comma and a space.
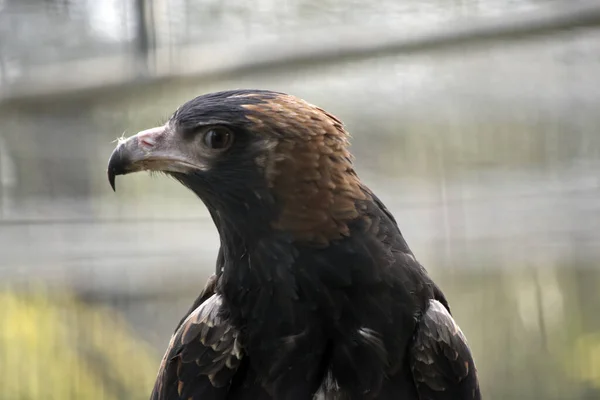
410, 299, 481, 400
150, 276, 243, 400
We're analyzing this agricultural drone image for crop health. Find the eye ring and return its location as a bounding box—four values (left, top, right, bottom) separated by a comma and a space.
203, 127, 233, 150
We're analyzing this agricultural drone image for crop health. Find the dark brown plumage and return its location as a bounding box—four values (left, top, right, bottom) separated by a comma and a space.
107, 89, 481, 400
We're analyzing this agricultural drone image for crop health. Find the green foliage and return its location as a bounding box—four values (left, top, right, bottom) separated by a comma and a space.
0, 286, 160, 400
568, 333, 600, 390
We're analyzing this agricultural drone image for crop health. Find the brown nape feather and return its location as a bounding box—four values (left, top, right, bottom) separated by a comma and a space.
241, 94, 368, 246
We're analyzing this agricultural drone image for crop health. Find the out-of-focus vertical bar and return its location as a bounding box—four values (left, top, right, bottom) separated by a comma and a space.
135, 0, 156, 77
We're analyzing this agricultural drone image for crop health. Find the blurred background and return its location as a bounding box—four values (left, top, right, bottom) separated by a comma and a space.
1, 0, 599, 398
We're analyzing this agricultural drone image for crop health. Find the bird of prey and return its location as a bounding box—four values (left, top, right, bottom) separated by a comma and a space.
107, 89, 481, 400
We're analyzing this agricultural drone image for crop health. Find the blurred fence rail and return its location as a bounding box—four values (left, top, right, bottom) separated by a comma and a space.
1, 0, 600, 103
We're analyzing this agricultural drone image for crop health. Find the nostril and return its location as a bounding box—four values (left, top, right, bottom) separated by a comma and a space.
137, 126, 164, 149
139, 134, 156, 149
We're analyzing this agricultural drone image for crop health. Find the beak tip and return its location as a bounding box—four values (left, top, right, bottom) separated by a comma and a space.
108, 169, 117, 192
107, 143, 126, 192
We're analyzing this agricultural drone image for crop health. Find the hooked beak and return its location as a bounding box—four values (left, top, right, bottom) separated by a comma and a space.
107, 125, 198, 191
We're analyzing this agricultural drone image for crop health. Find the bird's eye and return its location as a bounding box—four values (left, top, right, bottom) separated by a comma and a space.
203, 128, 233, 150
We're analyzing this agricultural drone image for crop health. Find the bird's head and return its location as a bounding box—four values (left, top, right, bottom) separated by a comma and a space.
108, 90, 369, 246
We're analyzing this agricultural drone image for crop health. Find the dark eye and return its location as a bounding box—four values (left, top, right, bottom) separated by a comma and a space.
203, 128, 233, 150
